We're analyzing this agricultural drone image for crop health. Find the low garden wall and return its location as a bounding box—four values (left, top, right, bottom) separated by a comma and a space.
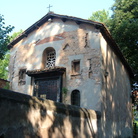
0, 88, 101, 138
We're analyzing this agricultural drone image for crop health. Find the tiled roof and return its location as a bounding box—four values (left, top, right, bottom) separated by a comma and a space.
0, 79, 9, 82
26, 66, 66, 76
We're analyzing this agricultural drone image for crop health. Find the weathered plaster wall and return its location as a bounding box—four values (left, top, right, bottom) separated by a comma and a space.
100, 35, 132, 137
0, 88, 101, 138
9, 18, 102, 110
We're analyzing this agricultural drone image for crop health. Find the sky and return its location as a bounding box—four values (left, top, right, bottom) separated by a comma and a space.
0, 0, 114, 34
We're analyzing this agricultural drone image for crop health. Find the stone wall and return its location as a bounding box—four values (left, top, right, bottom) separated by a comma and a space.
0, 88, 101, 138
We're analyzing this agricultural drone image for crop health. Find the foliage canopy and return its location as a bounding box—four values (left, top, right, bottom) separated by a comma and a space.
89, 0, 138, 81
0, 30, 23, 80
88, 9, 110, 24
9, 29, 23, 42
0, 15, 22, 79
0, 15, 14, 59
0, 54, 10, 79
109, 0, 138, 77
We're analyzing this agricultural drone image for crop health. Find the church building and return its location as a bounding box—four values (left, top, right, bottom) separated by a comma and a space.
8, 12, 133, 136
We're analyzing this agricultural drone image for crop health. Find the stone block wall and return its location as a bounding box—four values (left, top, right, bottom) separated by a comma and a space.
0, 88, 101, 138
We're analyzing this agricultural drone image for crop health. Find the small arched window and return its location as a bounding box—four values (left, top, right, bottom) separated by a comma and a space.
42, 47, 56, 69
71, 90, 80, 106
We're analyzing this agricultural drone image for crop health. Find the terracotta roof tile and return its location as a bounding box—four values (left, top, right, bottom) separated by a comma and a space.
27, 66, 66, 76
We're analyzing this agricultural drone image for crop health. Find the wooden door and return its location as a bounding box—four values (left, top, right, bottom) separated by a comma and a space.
34, 76, 61, 102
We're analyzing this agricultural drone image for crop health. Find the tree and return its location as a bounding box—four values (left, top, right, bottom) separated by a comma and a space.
89, 0, 138, 83
0, 15, 14, 59
9, 29, 23, 42
109, 0, 138, 79
0, 30, 23, 80
0, 54, 10, 79
88, 9, 110, 25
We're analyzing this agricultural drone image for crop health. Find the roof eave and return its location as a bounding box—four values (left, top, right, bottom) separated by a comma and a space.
8, 13, 102, 49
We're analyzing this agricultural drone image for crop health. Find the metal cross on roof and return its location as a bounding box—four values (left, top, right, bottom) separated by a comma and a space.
47, 4, 53, 12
